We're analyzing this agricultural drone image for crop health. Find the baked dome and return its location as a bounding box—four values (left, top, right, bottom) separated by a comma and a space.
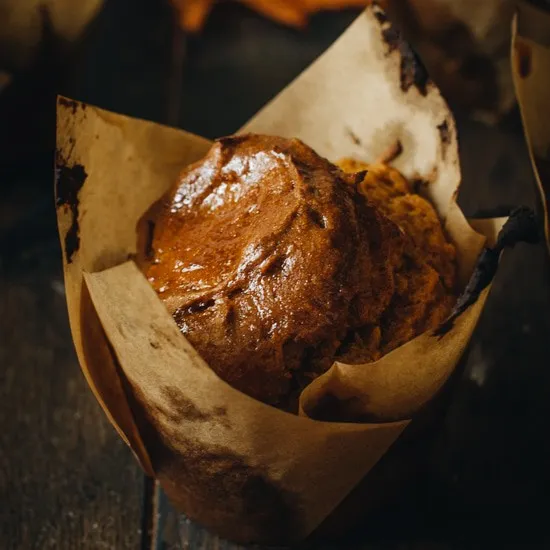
138, 134, 456, 408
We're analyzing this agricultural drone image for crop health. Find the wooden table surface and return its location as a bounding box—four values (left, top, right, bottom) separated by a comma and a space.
2, 1, 550, 548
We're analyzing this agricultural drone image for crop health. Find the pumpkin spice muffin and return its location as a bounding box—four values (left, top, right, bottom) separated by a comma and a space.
137, 135, 456, 408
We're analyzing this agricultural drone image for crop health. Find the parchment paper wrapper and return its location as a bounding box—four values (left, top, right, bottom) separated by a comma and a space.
55, 4, 508, 545
512, 1, 550, 256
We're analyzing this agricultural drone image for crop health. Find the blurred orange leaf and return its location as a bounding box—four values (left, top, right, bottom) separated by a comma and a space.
301, 0, 371, 11
170, 0, 370, 33
239, 0, 308, 27
172, 0, 215, 31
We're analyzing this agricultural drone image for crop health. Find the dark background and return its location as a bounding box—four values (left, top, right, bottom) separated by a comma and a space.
1, 0, 550, 548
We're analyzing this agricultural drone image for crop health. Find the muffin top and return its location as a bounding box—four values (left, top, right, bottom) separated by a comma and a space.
138, 134, 403, 406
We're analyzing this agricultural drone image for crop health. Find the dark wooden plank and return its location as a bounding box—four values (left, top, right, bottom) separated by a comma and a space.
0, 240, 143, 550
0, 0, 175, 548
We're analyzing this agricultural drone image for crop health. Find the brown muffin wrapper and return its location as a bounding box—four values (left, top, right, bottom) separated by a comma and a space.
55, 4, 515, 545
512, 1, 550, 258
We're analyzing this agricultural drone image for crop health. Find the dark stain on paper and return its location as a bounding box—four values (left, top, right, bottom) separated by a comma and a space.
131, 390, 303, 543
147, 322, 191, 354
55, 158, 88, 263
156, 437, 303, 544
515, 41, 532, 79
373, 5, 388, 24
160, 385, 228, 425
375, 0, 499, 111
381, 20, 429, 96
58, 96, 86, 115
398, 42, 430, 95
437, 120, 451, 145
116, 346, 305, 542
437, 120, 451, 160
434, 207, 539, 337
346, 127, 362, 146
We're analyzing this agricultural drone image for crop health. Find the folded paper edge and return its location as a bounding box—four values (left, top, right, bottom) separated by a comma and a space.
55, 95, 156, 475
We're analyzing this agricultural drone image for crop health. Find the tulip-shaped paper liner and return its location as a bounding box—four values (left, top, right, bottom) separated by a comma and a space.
512, 1, 550, 256
55, 3, 524, 545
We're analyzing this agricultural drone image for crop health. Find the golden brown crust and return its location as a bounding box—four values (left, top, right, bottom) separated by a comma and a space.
138, 137, 456, 407
138, 135, 401, 406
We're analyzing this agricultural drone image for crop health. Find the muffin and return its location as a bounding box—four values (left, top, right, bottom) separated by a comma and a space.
137, 134, 456, 408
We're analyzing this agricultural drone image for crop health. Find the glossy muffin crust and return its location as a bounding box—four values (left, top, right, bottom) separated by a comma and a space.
138, 134, 456, 408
